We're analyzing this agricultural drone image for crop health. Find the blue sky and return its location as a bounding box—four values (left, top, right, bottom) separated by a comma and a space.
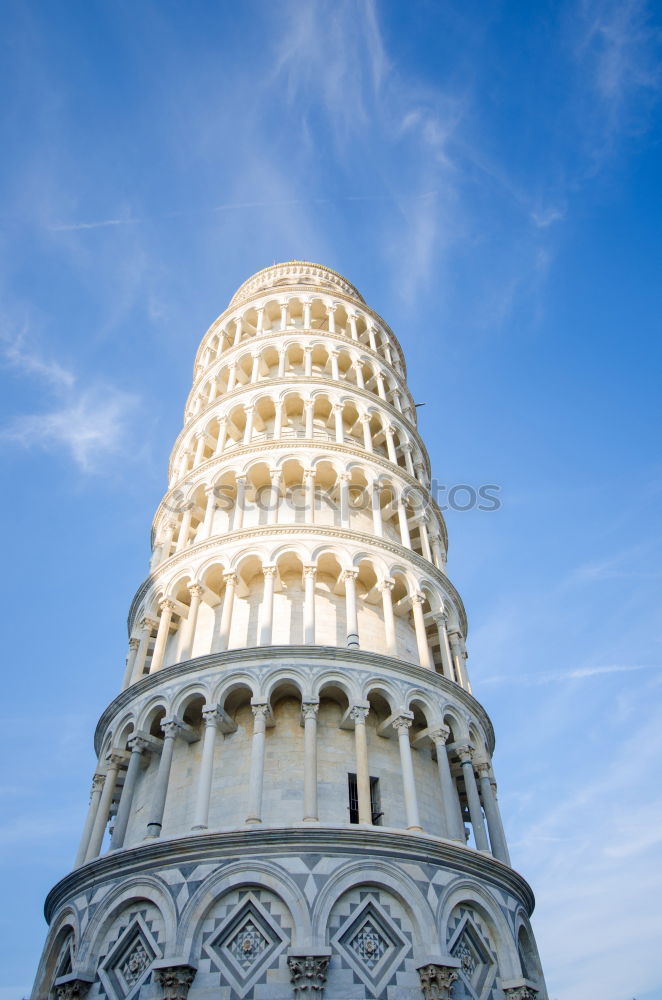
1, 1, 660, 997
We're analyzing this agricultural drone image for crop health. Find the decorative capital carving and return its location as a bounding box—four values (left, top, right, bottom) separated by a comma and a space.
349, 705, 369, 725
159, 599, 176, 614
128, 637, 140, 651
456, 744, 474, 765
288, 953, 330, 994
262, 564, 277, 579
161, 719, 182, 740
128, 734, 154, 754
187, 583, 204, 600
475, 759, 492, 777
417, 963, 459, 999
378, 578, 395, 592
90, 773, 105, 795
429, 725, 451, 747
153, 964, 197, 1000
252, 703, 269, 722
411, 592, 426, 606
55, 977, 94, 1000
302, 702, 319, 722
341, 569, 358, 584
302, 564, 317, 580
140, 616, 158, 633
223, 572, 238, 587
392, 713, 414, 733
106, 750, 128, 770
202, 706, 222, 727
503, 986, 538, 1000
432, 611, 448, 626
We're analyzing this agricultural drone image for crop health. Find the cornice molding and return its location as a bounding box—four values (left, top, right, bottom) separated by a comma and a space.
44, 826, 534, 924
132, 522, 462, 634
93, 645, 493, 754
229, 262, 366, 307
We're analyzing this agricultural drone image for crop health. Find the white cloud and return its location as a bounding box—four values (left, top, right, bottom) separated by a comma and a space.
1, 325, 75, 389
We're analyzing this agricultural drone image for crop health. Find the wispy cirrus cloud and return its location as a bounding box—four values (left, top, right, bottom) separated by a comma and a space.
0, 326, 139, 473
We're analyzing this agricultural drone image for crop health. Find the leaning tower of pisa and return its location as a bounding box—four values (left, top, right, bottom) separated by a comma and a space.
33, 262, 546, 1000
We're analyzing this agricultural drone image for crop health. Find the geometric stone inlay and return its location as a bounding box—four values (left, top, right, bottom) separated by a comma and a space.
203, 895, 287, 999
332, 898, 408, 995
449, 916, 495, 999
99, 916, 159, 1000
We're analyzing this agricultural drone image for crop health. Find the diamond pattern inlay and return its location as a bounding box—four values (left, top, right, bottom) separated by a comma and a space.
202, 894, 288, 999
348, 919, 388, 969
98, 916, 159, 1000
332, 897, 409, 994
226, 919, 269, 971
449, 916, 495, 999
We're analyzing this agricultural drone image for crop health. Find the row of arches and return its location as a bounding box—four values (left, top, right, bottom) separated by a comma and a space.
194, 294, 405, 387
38, 866, 544, 1000
171, 387, 429, 488
186, 338, 414, 426
154, 458, 446, 572
127, 546, 467, 686
87, 672, 500, 862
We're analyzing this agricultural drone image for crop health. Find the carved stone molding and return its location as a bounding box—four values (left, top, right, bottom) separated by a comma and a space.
502, 984, 539, 1000
288, 953, 330, 995
153, 963, 197, 1000
416, 963, 459, 999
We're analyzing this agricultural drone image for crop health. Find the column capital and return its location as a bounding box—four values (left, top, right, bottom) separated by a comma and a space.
502, 985, 539, 1000
54, 976, 94, 1000
429, 725, 451, 747
91, 772, 105, 794
392, 712, 414, 733
341, 569, 359, 584
251, 703, 269, 722
128, 637, 140, 651
349, 704, 370, 724
262, 564, 277, 579
432, 611, 449, 625
411, 591, 426, 606
140, 616, 158, 633
153, 963, 197, 1000
475, 759, 492, 777
158, 598, 176, 614
105, 750, 128, 770
187, 583, 204, 600
301, 702, 319, 721
288, 952, 330, 994
303, 466, 315, 479
202, 705, 223, 727
337, 470, 351, 482
378, 578, 395, 592
128, 734, 160, 754
416, 962, 460, 999
161, 719, 182, 740
223, 571, 238, 586
270, 467, 283, 480
456, 744, 475, 765
302, 564, 317, 579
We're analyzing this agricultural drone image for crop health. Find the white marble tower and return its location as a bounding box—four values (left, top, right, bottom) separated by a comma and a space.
33, 262, 547, 1000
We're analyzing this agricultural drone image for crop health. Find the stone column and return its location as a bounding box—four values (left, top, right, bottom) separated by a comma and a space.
384, 424, 397, 463
246, 704, 269, 823
411, 593, 433, 669
243, 406, 254, 446
353, 359, 365, 387
397, 497, 412, 548
259, 566, 276, 645
361, 415, 373, 452
476, 761, 511, 864
378, 579, 397, 655
175, 504, 192, 552
449, 631, 470, 689
330, 349, 339, 381
256, 305, 265, 334
202, 487, 216, 538
350, 705, 371, 824
250, 352, 260, 382
371, 482, 383, 536
304, 468, 315, 523
342, 570, 360, 648
180, 584, 203, 660
192, 707, 222, 830
268, 470, 282, 524
150, 600, 175, 673
121, 637, 140, 690
227, 363, 237, 392
416, 963, 459, 1000
233, 317, 243, 346
304, 346, 313, 377
375, 371, 387, 400
327, 303, 336, 333
85, 752, 125, 861
403, 442, 415, 476
288, 954, 330, 997
349, 312, 359, 341
111, 736, 154, 849
303, 565, 316, 643
303, 300, 312, 328
214, 416, 227, 455
338, 473, 350, 528
302, 702, 319, 822
157, 520, 176, 563
430, 533, 444, 569
131, 618, 157, 684
333, 404, 344, 444
433, 614, 454, 681
456, 746, 490, 851
277, 348, 286, 377
217, 573, 237, 651
153, 964, 197, 1000
273, 401, 283, 440
74, 772, 105, 867
234, 476, 247, 529
392, 715, 422, 831
367, 325, 377, 351
429, 727, 464, 842
280, 300, 288, 329
146, 720, 181, 838
304, 398, 314, 437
